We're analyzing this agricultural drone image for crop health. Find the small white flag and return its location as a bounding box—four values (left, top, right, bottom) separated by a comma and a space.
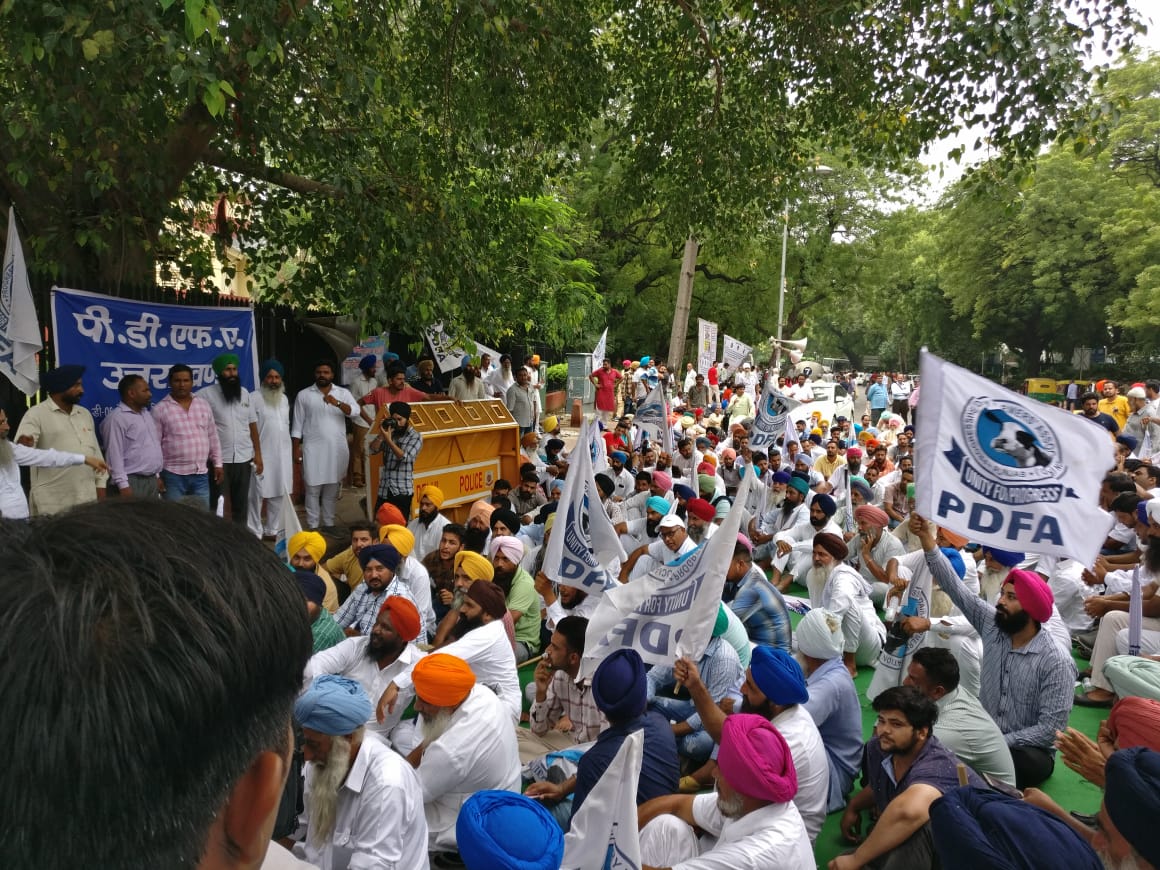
633, 382, 670, 452
561, 728, 643, 870
274, 492, 302, 563
748, 378, 800, 454
582, 470, 752, 674
0, 207, 41, 395
914, 350, 1114, 567
541, 419, 626, 596
591, 327, 609, 374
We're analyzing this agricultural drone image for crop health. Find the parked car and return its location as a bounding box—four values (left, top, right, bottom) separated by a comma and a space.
790, 380, 855, 430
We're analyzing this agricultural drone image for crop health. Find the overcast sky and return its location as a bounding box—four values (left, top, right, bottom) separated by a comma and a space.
917, 0, 1160, 199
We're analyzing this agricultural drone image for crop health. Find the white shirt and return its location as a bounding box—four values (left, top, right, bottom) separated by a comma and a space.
200, 383, 258, 462
545, 589, 601, 631
1043, 558, 1094, 633
0, 442, 86, 519
399, 555, 437, 641
302, 736, 429, 870
346, 373, 382, 428
291, 384, 360, 487
419, 684, 521, 851
395, 618, 521, 721
253, 391, 293, 499
304, 638, 426, 745
408, 512, 450, 562
770, 704, 829, 842
675, 793, 814, 870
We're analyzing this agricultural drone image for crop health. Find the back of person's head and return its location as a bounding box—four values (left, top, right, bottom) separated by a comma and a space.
0, 501, 311, 869
911, 647, 960, 695
555, 615, 588, 657
1106, 472, 1136, 495
872, 685, 939, 732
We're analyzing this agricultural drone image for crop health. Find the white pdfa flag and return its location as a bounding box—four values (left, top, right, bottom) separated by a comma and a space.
0, 207, 41, 395
582, 470, 752, 675
748, 379, 800, 453
633, 382, 671, 452
915, 349, 1114, 567
274, 492, 303, 564
541, 420, 626, 596
591, 327, 609, 374
561, 728, 643, 870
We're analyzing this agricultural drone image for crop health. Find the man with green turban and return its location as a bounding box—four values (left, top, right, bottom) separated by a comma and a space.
201, 352, 262, 526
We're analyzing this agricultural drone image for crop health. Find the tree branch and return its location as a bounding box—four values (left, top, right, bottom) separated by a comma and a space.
672, 0, 723, 120
695, 263, 752, 285
201, 149, 345, 197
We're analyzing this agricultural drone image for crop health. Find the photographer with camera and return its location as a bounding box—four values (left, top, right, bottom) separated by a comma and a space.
370, 401, 422, 520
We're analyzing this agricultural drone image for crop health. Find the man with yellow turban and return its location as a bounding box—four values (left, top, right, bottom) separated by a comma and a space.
408, 654, 520, 856
288, 530, 340, 612
407, 484, 449, 561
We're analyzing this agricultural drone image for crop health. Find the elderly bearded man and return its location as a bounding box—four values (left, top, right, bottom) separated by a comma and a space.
247, 360, 293, 539
808, 532, 885, 676
407, 654, 520, 856
295, 675, 428, 869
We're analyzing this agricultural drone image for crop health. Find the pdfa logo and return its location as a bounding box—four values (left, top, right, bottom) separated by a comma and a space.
961, 400, 1061, 481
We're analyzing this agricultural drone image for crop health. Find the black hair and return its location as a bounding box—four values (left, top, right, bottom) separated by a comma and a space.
1111, 492, 1142, 516
1105, 472, 1136, 495
117, 374, 146, 399
1080, 391, 1099, 403
442, 523, 466, 542
636, 471, 653, 483
492, 478, 512, 492
167, 363, 193, 381
871, 685, 939, 732
733, 541, 753, 561
911, 647, 960, 694
313, 359, 335, 372
520, 468, 540, 483
349, 519, 379, 538
555, 615, 589, 657
0, 500, 311, 869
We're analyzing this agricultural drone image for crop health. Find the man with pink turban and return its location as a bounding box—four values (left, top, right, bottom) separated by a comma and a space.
637, 713, 813, 868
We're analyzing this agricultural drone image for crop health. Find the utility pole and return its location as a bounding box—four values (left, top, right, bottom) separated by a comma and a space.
667, 235, 699, 372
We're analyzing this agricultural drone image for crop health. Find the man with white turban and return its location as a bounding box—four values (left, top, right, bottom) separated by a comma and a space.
799, 607, 863, 811
294, 675, 429, 868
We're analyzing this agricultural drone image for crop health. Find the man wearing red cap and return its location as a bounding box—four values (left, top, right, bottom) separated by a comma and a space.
685, 497, 718, 544
914, 514, 1075, 789
638, 714, 813, 868
304, 596, 426, 746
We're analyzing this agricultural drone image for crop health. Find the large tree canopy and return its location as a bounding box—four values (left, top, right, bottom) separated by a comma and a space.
0, 0, 1142, 347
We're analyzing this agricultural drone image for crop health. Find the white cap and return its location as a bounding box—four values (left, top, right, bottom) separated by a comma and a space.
658, 514, 686, 530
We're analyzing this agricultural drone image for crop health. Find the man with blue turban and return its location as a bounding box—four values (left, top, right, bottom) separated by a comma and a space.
294, 674, 429, 868
457, 791, 563, 870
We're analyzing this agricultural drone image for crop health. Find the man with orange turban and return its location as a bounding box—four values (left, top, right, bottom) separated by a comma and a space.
409, 654, 520, 855
378, 560, 521, 724
305, 595, 426, 745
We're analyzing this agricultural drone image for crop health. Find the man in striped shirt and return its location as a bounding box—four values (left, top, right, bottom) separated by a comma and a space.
912, 515, 1075, 789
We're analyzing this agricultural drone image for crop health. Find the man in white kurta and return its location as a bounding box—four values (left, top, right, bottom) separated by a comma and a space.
247, 360, 293, 538
291, 361, 360, 529
409, 657, 521, 853
807, 532, 885, 676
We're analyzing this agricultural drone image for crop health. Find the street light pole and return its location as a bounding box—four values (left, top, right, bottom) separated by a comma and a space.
773, 197, 789, 375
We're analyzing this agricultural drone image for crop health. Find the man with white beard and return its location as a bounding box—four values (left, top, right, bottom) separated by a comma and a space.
0, 405, 108, 519
294, 675, 429, 869
406, 653, 520, 856
806, 532, 885, 677
770, 491, 842, 591
247, 360, 293, 539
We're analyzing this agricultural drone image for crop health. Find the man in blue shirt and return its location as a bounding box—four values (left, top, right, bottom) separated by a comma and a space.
833, 686, 983, 870
727, 536, 793, 651
866, 373, 889, 426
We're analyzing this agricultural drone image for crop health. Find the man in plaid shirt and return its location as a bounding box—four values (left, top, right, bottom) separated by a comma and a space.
333, 543, 414, 636
370, 401, 422, 519
152, 363, 222, 510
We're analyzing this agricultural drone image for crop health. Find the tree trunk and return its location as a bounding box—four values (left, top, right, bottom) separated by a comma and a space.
667, 234, 698, 371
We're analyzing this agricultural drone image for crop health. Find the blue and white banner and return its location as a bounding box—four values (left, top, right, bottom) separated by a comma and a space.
633, 382, 671, 453
749, 380, 801, 453
915, 350, 1114, 567
582, 469, 752, 674
51, 287, 257, 422
542, 419, 625, 596
561, 728, 642, 870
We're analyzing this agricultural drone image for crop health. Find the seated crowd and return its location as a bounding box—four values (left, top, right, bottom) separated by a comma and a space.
8, 363, 1160, 870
